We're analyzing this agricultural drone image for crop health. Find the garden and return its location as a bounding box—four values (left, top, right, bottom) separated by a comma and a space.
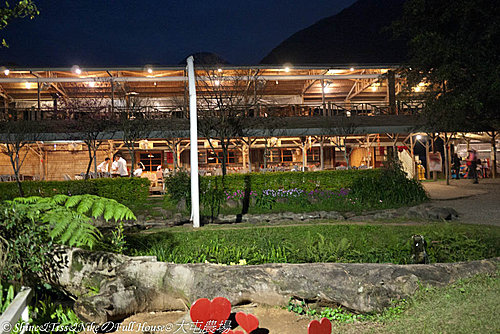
0, 161, 499, 334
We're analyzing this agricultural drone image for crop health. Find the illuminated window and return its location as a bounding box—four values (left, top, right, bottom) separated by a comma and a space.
139, 152, 162, 171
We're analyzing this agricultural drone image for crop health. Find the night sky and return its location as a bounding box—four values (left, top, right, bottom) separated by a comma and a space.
0, 0, 356, 67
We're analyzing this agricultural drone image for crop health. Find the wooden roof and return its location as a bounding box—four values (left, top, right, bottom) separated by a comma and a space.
0, 65, 396, 103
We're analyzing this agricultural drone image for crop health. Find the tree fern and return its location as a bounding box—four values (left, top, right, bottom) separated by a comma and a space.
8, 194, 136, 249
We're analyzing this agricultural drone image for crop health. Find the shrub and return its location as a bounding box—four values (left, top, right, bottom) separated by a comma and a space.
350, 158, 428, 207
163, 169, 427, 214
0, 178, 150, 207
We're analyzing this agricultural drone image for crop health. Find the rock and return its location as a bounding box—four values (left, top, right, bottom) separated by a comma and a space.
216, 215, 237, 224
176, 198, 187, 212
324, 211, 345, 220
48, 249, 499, 324
281, 212, 296, 220
405, 204, 459, 220
426, 206, 459, 220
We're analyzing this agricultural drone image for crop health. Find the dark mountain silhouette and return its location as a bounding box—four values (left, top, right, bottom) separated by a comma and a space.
260, 0, 407, 65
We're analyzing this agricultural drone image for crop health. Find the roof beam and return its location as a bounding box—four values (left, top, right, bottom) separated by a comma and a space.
0, 73, 385, 84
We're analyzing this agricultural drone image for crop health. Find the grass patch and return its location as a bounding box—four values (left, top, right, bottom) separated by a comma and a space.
330, 271, 500, 333
125, 222, 500, 264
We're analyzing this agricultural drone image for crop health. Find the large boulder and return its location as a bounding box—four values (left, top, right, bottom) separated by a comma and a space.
47, 248, 499, 324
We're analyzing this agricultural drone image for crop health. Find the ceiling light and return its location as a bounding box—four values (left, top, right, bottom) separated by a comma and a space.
88, 81, 95, 87
350, 67, 355, 71
217, 68, 222, 72
284, 67, 290, 72
147, 67, 153, 74
416, 134, 422, 140
3, 69, 9, 76
72, 65, 82, 75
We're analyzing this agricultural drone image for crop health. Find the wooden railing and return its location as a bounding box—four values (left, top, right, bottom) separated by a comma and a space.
0, 287, 32, 334
0, 101, 424, 122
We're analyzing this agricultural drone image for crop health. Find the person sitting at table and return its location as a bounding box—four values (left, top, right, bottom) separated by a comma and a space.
97, 157, 110, 173
133, 162, 145, 177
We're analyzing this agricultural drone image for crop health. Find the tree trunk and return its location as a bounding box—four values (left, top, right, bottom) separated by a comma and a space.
444, 133, 450, 185
85, 145, 93, 180
48, 248, 500, 325
11, 154, 24, 197
221, 139, 228, 176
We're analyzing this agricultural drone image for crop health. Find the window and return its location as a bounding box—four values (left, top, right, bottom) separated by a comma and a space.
307, 148, 320, 162
282, 149, 293, 162
205, 150, 235, 164
268, 149, 293, 163
139, 152, 162, 171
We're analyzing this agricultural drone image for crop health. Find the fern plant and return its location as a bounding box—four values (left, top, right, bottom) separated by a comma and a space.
10, 195, 136, 249
1, 195, 136, 283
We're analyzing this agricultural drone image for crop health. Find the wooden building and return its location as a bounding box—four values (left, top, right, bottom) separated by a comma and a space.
0, 64, 439, 180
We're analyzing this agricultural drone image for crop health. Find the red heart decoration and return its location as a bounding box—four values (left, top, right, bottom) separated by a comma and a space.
190, 297, 232, 333
307, 317, 331, 334
235, 312, 259, 333
227, 331, 245, 334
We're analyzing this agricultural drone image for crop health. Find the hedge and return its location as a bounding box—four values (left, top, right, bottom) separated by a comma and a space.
202, 169, 380, 193
0, 178, 150, 206
165, 168, 428, 214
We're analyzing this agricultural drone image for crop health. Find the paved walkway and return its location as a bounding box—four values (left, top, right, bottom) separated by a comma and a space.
423, 178, 500, 226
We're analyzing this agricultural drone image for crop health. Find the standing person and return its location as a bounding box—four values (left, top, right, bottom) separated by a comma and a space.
112, 154, 129, 177
467, 150, 479, 184
97, 157, 110, 173
452, 153, 461, 179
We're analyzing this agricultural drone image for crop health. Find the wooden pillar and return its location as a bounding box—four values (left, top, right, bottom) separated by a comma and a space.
242, 143, 247, 170
388, 70, 396, 115
37, 81, 41, 118
111, 80, 115, 110
302, 141, 307, 172
491, 131, 497, 179
176, 142, 182, 169
410, 134, 417, 180
425, 138, 430, 180
321, 79, 326, 116
247, 139, 252, 173
320, 137, 324, 170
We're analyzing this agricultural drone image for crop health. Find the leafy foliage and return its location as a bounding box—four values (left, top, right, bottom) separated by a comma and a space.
163, 169, 427, 216
0, 0, 39, 47
0, 282, 15, 313
127, 223, 500, 265
350, 157, 428, 207
393, 0, 500, 131
0, 177, 150, 207
1, 195, 135, 283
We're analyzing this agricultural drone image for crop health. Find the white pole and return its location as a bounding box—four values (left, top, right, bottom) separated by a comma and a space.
187, 56, 200, 228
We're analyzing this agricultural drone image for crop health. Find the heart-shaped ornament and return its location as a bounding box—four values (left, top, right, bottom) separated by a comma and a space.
226, 331, 245, 334
190, 297, 232, 333
307, 317, 331, 334
235, 312, 259, 333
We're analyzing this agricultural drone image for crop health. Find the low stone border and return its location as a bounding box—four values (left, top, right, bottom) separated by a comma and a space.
131, 203, 459, 228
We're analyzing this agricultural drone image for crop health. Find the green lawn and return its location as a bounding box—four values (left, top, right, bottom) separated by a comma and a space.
124, 222, 500, 265
331, 271, 500, 334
